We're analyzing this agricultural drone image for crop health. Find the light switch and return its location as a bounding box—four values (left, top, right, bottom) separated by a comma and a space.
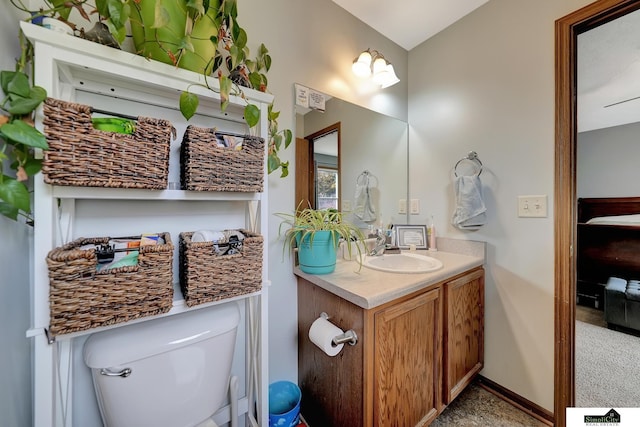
342, 200, 352, 211
518, 195, 547, 217
398, 199, 407, 214
410, 199, 420, 215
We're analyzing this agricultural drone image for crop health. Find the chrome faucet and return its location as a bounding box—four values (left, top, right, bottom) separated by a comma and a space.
368, 229, 387, 256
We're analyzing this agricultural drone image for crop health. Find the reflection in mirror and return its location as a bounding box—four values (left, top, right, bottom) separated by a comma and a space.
294, 85, 409, 228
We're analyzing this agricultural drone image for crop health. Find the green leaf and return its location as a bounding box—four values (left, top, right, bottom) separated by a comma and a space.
0, 177, 30, 213
280, 161, 289, 178
264, 54, 272, 72
267, 153, 280, 175
152, 3, 170, 28
258, 43, 269, 57
179, 91, 199, 120
0, 201, 19, 221
186, 0, 206, 16
269, 109, 280, 121
23, 158, 43, 176
180, 35, 195, 53
6, 97, 40, 115
107, 0, 127, 28
6, 72, 30, 98
0, 121, 48, 149
248, 72, 262, 90
271, 134, 282, 152
229, 45, 242, 70
224, 0, 238, 18
244, 104, 260, 128
283, 129, 293, 149
219, 76, 231, 111
234, 27, 247, 49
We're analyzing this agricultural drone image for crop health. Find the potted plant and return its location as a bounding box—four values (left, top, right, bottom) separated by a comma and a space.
95, 0, 293, 177
277, 207, 366, 274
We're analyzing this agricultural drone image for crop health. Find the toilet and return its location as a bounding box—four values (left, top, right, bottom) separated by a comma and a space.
83, 302, 240, 427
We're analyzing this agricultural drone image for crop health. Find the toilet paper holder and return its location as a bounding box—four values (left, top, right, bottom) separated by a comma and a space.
320, 312, 358, 346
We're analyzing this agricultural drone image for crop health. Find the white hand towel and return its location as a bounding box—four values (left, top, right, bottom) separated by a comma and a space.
354, 173, 376, 222
452, 175, 486, 230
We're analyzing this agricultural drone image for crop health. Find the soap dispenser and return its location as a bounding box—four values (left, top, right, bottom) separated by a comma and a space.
428, 216, 437, 251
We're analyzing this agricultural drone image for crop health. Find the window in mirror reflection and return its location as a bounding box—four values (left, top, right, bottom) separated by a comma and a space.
316, 167, 338, 209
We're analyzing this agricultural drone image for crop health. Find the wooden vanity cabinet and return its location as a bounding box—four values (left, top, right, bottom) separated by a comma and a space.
443, 268, 485, 404
297, 266, 484, 427
372, 287, 442, 426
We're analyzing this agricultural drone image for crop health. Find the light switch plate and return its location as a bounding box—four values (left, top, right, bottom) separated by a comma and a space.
342, 199, 352, 212
398, 199, 407, 214
410, 199, 420, 215
518, 195, 547, 217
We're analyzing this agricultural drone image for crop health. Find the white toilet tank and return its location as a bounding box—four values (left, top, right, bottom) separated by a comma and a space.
83, 303, 240, 427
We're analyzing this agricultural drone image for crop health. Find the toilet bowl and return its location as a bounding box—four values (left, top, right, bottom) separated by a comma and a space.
83, 303, 240, 427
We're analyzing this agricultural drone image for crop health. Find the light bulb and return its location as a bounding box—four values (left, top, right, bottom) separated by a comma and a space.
372, 57, 390, 85
380, 64, 400, 88
352, 51, 372, 77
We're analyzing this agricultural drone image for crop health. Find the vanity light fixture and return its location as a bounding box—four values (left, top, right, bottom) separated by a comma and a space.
352, 49, 400, 88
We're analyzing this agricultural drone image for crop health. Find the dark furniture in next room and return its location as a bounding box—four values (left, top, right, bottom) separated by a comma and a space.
577, 197, 640, 309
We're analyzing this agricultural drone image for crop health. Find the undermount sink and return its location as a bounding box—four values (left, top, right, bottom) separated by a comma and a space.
362, 252, 443, 274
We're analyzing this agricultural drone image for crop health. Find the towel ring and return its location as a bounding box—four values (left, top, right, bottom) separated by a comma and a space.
454, 151, 483, 177
357, 170, 378, 187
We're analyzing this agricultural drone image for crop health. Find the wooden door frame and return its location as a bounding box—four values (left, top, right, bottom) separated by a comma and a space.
301, 122, 341, 210
555, 1, 640, 425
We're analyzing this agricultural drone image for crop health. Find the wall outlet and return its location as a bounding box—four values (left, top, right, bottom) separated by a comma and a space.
410, 199, 420, 215
342, 199, 352, 211
518, 195, 547, 217
398, 199, 407, 214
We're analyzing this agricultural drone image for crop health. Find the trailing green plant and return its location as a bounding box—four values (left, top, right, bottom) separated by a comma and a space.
0, 1, 81, 221
276, 206, 366, 268
97, 0, 292, 177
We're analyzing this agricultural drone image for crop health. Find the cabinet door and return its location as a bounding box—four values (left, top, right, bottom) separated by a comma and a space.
373, 288, 442, 427
444, 268, 484, 404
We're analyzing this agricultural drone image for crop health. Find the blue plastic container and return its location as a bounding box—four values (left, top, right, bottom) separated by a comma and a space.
269, 381, 301, 427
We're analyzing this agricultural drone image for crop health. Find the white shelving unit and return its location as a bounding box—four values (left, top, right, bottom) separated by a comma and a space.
23, 22, 270, 427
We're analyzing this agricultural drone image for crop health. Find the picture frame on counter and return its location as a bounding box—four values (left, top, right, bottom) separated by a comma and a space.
395, 225, 428, 249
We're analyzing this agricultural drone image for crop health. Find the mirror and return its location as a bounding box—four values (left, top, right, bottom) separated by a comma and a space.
294, 85, 409, 228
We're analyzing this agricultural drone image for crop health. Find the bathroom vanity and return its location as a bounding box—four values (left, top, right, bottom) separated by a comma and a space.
296, 245, 484, 426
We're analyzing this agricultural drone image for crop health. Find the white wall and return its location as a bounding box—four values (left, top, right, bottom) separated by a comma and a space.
578, 122, 640, 197
0, 6, 33, 427
407, 0, 591, 411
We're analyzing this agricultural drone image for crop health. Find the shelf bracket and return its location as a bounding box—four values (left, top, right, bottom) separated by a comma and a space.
44, 328, 56, 345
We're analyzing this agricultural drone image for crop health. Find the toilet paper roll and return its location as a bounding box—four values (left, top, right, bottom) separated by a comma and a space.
309, 316, 344, 357
191, 230, 225, 243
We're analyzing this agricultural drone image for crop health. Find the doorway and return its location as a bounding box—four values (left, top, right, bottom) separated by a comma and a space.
295, 123, 341, 210
555, 1, 640, 425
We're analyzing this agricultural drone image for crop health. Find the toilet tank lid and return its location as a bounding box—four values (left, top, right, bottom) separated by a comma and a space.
83, 302, 240, 368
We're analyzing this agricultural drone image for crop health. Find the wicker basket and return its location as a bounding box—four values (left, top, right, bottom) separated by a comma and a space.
180, 126, 264, 192
179, 230, 263, 307
42, 98, 175, 189
46, 232, 174, 336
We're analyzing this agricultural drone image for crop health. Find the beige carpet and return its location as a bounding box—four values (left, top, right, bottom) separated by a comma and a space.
575, 320, 640, 407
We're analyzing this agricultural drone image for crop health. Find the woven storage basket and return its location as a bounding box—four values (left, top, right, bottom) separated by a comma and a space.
42, 98, 174, 189
179, 230, 263, 307
180, 126, 264, 192
46, 232, 174, 336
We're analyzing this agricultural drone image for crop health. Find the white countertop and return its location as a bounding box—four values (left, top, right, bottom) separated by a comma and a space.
294, 249, 484, 309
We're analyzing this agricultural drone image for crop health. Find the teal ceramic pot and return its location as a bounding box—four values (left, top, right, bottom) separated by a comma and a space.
296, 230, 338, 275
